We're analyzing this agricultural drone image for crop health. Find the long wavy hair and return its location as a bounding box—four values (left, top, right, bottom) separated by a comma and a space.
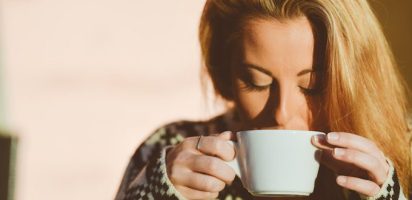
199, 0, 411, 198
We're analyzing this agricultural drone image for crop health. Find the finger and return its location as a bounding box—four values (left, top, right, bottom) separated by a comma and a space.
197, 135, 235, 161
316, 147, 368, 179
326, 132, 382, 159
219, 130, 237, 141
316, 148, 340, 171
336, 176, 380, 197
218, 131, 232, 139
326, 132, 388, 170
333, 148, 387, 185
211, 131, 232, 138
179, 171, 226, 193
311, 135, 334, 151
170, 166, 225, 193
175, 185, 219, 200
316, 148, 351, 173
191, 155, 236, 184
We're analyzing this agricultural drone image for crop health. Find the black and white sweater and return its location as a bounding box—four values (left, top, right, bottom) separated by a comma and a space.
115, 111, 409, 200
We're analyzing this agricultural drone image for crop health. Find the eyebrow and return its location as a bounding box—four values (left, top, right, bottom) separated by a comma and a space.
297, 69, 314, 76
242, 62, 314, 77
243, 63, 273, 76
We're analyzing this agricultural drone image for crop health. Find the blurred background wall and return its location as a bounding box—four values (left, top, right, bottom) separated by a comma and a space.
0, 0, 410, 200
369, 0, 412, 103
0, 1, 211, 200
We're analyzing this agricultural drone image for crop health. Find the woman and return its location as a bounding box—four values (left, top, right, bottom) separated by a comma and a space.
115, 0, 411, 199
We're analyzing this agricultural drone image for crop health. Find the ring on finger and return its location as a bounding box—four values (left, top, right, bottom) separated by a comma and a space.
196, 135, 203, 151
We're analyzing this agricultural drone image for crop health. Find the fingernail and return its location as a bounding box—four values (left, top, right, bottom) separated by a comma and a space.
327, 132, 339, 141
221, 131, 232, 135
311, 136, 319, 145
334, 148, 345, 157
314, 134, 326, 142
337, 176, 347, 185
220, 131, 232, 138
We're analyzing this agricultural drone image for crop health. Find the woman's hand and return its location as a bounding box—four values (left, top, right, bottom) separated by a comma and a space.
166, 131, 236, 200
312, 132, 390, 197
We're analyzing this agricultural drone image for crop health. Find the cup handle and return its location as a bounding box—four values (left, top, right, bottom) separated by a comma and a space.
225, 141, 241, 178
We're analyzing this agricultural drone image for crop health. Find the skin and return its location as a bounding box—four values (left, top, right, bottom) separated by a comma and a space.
166, 17, 389, 200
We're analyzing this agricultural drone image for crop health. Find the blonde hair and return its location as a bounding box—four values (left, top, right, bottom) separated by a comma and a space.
199, 0, 411, 197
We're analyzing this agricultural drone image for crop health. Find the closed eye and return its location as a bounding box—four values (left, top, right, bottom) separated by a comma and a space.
299, 86, 320, 96
240, 80, 271, 92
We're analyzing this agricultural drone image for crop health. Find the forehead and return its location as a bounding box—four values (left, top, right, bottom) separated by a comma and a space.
241, 17, 315, 73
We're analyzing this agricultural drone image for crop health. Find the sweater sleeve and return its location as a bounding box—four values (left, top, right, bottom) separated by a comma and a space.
359, 159, 407, 200
114, 127, 187, 200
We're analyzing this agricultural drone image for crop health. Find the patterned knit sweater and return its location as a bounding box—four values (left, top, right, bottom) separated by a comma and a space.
115, 111, 409, 200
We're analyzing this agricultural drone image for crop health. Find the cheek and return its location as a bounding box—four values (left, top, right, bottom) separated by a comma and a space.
298, 97, 312, 125
306, 96, 327, 130
290, 94, 313, 129
236, 90, 269, 119
235, 88, 314, 129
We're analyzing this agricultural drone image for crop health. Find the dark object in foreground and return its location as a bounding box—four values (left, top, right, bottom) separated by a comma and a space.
0, 132, 17, 200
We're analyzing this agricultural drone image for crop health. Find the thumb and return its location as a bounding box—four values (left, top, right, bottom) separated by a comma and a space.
218, 131, 233, 140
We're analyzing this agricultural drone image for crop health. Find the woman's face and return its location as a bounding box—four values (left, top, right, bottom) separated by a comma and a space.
233, 17, 322, 131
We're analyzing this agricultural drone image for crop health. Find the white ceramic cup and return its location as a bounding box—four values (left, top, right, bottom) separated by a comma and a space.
225, 130, 325, 197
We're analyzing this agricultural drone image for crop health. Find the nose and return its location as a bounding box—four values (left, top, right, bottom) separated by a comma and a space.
273, 84, 293, 127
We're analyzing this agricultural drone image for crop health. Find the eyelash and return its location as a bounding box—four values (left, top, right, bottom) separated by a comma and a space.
299, 86, 319, 96
241, 80, 319, 96
241, 81, 269, 92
